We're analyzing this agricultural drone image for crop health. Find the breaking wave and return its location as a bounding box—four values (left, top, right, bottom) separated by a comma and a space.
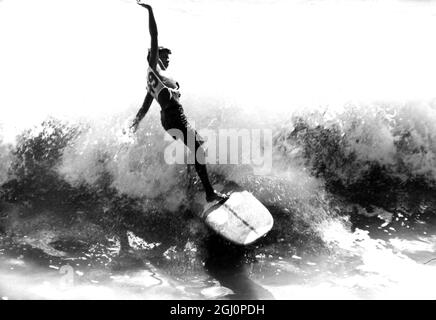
0, 100, 435, 248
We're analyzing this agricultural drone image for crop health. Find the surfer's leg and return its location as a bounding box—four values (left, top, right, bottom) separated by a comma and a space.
191, 133, 215, 197
175, 117, 214, 197
183, 123, 228, 202
161, 106, 227, 202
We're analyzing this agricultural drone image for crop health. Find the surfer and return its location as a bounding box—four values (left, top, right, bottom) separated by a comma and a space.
131, 1, 228, 203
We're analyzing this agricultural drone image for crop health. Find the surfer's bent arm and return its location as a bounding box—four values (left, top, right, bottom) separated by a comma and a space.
131, 92, 153, 132
139, 3, 159, 69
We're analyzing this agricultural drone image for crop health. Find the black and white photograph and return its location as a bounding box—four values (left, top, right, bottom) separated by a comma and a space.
1, 0, 436, 303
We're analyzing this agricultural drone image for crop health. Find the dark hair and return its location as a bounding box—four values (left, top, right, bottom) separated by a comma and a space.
147, 46, 172, 63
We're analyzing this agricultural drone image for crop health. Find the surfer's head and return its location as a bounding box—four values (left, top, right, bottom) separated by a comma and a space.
147, 46, 172, 70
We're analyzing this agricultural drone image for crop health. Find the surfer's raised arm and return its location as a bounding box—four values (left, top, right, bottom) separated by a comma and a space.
137, 1, 158, 69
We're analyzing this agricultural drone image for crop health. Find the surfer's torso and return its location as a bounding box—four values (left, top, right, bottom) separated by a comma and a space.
147, 66, 188, 136
147, 66, 181, 107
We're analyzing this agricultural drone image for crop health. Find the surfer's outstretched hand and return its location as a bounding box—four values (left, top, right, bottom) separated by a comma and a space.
137, 1, 152, 9
129, 119, 139, 134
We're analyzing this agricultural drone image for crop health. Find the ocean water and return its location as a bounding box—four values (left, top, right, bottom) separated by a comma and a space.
1, 0, 436, 300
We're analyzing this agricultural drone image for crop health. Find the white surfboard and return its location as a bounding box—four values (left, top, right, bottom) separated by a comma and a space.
200, 191, 274, 245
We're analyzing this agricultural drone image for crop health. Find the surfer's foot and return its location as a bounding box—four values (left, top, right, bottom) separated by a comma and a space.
206, 191, 229, 203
